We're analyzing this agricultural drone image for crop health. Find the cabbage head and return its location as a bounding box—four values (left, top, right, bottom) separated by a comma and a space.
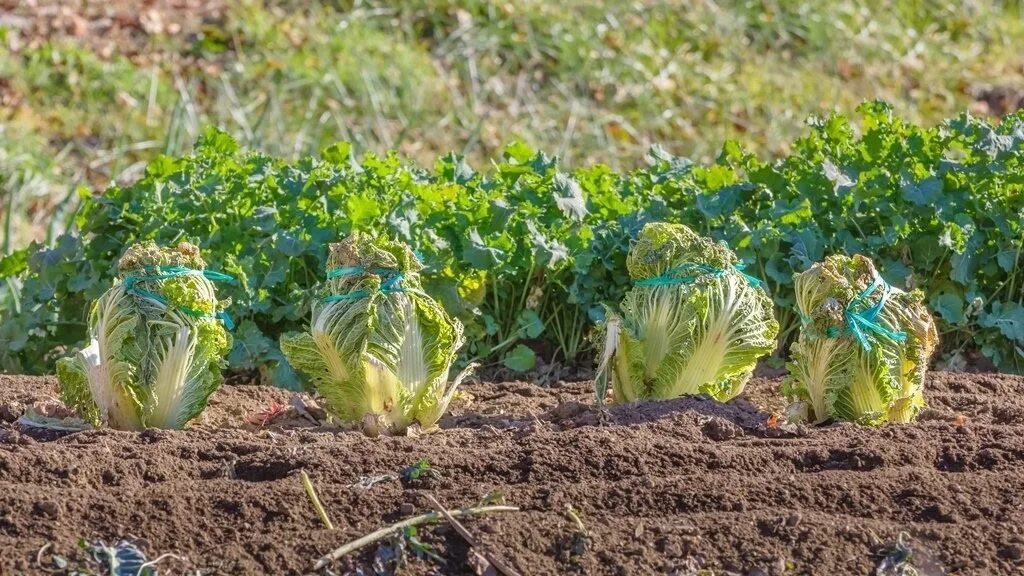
280, 233, 472, 436
784, 254, 938, 425
56, 241, 233, 430
596, 222, 778, 404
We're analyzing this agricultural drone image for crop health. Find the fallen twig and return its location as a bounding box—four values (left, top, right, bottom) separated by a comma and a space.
300, 470, 335, 530
426, 495, 522, 576
35, 543, 54, 571
348, 473, 398, 490
564, 504, 586, 533
313, 504, 520, 570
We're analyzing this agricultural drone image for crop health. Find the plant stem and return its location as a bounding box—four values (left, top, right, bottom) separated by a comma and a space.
516, 257, 536, 320
2, 179, 14, 255
300, 470, 335, 530
425, 495, 522, 576
313, 505, 519, 569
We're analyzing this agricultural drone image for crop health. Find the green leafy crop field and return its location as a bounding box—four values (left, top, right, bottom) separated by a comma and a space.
2, 104, 1022, 385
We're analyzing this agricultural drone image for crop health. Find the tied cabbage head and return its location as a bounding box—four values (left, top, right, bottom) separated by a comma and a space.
56, 241, 232, 430
280, 233, 473, 436
596, 222, 778, 404
784, 254, 938, 425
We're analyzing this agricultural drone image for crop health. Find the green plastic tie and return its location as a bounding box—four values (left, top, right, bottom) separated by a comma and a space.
798, 275, 907, 350
844, 276, 907, 350
121, 265, 235, 329
323, 265, 406, 303
634, 261, 763, 289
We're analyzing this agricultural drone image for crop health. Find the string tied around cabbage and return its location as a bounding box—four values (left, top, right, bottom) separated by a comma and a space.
122, 266, 236, 329
797, 274, 907, 351
281, 233, 474, 437
596, 222, 779, 406
55, 241, 234, 430
635, 261, 764, 290
784, 254, 938, 425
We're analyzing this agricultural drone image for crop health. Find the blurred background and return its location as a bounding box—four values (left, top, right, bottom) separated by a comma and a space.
1, 0, 1023, 254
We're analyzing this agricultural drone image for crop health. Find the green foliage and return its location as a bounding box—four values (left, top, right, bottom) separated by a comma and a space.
4, 105, 1024, 381
400, 458, 434, 483
632, 103, 1024, 372
783, 254, 938, 424
596, 223, 779, 403
54, 241, 232, 430
6, 0, 1024, 269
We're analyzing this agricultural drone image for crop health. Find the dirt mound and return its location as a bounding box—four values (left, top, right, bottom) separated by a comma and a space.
2, 372, 1024, 575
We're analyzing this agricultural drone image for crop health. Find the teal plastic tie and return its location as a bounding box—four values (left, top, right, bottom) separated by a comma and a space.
122, 266, 235, 329
323, 265, 406, 303
844, 276, 907, 350
635, 261, 763, 289
798, 275, 907, 350
325, 266, 366, 280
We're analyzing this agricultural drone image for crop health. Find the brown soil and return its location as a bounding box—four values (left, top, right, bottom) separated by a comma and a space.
2, 372, 1024, 576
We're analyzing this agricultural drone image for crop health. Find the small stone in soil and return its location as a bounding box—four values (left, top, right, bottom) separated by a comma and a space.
679, 524, 699, 536
0, 402, 23, 422
1000, 544, 1023, 561
702, 417, 742, 441
399, 502, 415, 515
33, 500, 60, 518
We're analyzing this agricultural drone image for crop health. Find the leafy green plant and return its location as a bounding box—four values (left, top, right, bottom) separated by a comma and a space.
0, 130, 651, 383
55, 241, 232, 430
783, 254, 938, 425
280, 234, 473, 435
596, 223, 778, 403
2, 105, 1023, 382
400, 458, 434, 483
625, 103, 1024, 372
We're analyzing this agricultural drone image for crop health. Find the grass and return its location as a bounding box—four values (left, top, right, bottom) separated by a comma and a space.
1, 0, 1023, 252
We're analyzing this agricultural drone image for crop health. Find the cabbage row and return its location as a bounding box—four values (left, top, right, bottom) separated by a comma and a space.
56, 230, 934, 432
2, 103, 1022, 386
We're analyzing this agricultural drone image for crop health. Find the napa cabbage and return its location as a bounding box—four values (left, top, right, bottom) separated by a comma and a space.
783, 254, 938, 425
280, 233, 473, 436
596, 222, 778, 404
55, 242, 233, 430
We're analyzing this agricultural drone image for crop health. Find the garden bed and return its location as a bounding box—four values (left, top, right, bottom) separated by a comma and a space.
2, 372, 1024, 575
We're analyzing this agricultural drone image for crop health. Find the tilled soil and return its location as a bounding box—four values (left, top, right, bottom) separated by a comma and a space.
2, 372, 1024, 575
